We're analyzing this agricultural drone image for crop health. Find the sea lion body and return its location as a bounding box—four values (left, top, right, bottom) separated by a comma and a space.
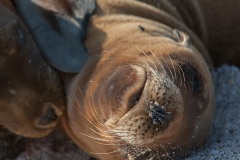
0, 1, 65, 138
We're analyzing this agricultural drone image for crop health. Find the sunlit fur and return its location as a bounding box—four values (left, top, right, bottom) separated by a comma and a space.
62, 15, 215, 159
59, 0, 240, 159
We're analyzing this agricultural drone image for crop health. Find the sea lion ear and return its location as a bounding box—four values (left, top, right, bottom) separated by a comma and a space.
34, 103, 62, 129
13, 0, 95, 73
173, 29, 191, 47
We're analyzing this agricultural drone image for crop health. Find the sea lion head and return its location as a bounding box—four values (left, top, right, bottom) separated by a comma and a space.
64, 22, 215, 159
0, 2, 64, 138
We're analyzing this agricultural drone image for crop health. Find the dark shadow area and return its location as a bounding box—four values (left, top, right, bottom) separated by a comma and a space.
0, 128, 26, 160
13, 0, 96, 73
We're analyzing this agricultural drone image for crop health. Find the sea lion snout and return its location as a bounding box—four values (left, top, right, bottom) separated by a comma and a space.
112, 62, 183, 145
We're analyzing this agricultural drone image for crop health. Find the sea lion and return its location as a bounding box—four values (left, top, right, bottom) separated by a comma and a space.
13, 0, 240, 159
62, 0, 217, 159
61, 0, 240, 159
0, 0, 65, 138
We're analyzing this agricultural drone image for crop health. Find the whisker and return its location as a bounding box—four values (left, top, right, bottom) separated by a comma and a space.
79, 132, 123, 143
120, 53, 156, 71
149, 50, 165, 74
76, 87, 113, 135
90, 91, 108, 129
68, 115, 124, 146
89, 149, 121, 156
176, 63, 186, 89
99, 82, 108, 120
85, 125, 123, 139
69, 118, 125, 146
73, 96, 120, 135
167, 53, 177, 80
136, 48, 158, 70
73, 95, 107, 133
175, 63, 183, 87
150, 50, 169, 83
161, 54, 175, 82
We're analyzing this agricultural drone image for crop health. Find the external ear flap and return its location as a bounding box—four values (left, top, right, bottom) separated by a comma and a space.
34, 103, 62, 129
13, 0, 95, 73
173, 29, 191, 47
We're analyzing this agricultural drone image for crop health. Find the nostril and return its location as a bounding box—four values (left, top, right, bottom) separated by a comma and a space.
148, 101, 173, 129
34, 103, 60, 129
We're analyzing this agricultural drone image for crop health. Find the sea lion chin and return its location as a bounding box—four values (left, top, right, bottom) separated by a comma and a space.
0, 1, 65, 138
61, 21, 215, 158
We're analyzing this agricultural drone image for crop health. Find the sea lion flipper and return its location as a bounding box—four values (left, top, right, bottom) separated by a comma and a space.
13, 0, 95, 73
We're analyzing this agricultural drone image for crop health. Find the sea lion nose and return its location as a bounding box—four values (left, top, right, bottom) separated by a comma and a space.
148, 101, 173, 129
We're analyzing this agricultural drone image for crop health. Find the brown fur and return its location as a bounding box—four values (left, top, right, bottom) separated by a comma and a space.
0, 0, 65, 138
61, 0, 240, 159
61, 0, 220, 159
9, 0, 240, 159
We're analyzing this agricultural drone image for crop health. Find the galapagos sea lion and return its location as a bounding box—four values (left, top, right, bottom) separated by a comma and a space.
14, 0, 240, 159
0, 0, 65, 138
62, 0, 240, 159
60, 0, 216, 159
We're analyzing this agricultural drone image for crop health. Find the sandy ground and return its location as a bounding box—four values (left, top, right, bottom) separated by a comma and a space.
1, 64, 240, 160
186, 65, 240, 160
